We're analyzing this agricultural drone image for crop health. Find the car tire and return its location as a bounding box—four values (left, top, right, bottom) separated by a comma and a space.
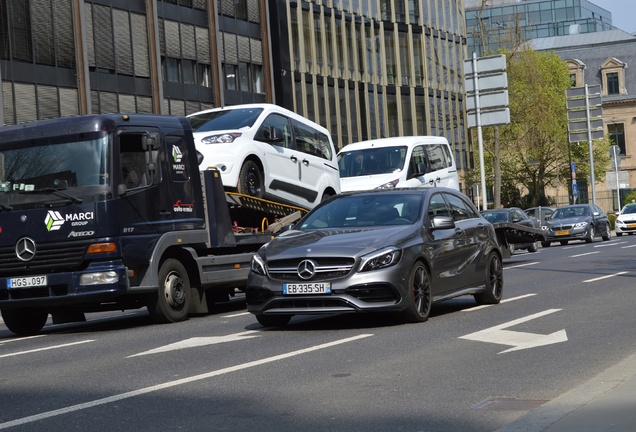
402, 261, 432, 323
585, 226, 595, 243
474, 252, 503, 305
602, 224, 611, 241
616, 232, 623, 237
541, 241, 551, 248
237, 160, 264, 198
0, 308, 48, 336
256, 314, 292, 327
148, 258, 191, 323
528, 241, 538, 253
560, 240, 569, 246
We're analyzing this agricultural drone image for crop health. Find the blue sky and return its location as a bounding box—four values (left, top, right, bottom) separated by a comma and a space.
593, 0, 636, 34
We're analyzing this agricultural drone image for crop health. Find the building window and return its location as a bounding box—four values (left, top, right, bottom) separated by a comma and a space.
608, 123, 626, 155
607, 72, 619, 95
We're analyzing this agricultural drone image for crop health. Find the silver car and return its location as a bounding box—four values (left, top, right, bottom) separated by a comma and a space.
245, 188, 503, 327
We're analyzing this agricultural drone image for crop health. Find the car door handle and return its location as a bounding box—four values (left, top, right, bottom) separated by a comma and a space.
302, 159, 309, 166
290, 155, 298, 163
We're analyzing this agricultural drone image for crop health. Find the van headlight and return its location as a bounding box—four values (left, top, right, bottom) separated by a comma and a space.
359, 247, 401, 272
375, 179, 399, 190
201, 133, 242, 144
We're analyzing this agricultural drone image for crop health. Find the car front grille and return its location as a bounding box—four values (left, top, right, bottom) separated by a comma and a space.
266, 257, 355, 282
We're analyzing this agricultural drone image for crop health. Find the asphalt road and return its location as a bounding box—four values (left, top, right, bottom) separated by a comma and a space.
1, 234, 635, 431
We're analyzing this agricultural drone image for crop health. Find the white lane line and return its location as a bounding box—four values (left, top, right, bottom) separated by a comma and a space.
0, 333, 374, 430
562, 245, 585, 249
593, 242, 625, 248
622, 244, 636, 249
583, 271, 629, 283
504, 262, 539, 270
0, 340, 94, 359
463, 294, 536, 312
570, 252, 599, 258
223, 312, 250, 318
0, 335, 45, 345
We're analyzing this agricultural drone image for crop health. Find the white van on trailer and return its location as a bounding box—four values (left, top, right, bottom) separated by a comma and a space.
337, 136, 459, 192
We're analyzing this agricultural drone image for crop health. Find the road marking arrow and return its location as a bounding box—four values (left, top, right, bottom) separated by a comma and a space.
459, 309, 567, 354
128, 331, 261, 357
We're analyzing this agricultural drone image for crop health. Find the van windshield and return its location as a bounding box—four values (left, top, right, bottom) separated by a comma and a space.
337, 146, 407, 178
188, 108, 264, 133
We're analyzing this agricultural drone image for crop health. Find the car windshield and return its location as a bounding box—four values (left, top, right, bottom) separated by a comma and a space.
188, 108, 264, 132
299, 192, 423, 229
481, 210, 509, 223
621, 205, 636, 215
552, 206, 590, 219
337, 146, 407, 178
0, 134, 110, 209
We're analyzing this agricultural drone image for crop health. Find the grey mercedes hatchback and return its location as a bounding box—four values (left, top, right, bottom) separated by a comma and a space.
246, 187, 503, 327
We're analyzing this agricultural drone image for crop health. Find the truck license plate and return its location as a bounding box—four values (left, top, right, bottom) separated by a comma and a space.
7, 275, 47, 288
283, 282, 331, 295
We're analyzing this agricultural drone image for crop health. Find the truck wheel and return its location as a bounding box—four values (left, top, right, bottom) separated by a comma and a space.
1, 308, 48, 335
148, 259, 191, 323
237, 161, 264, 198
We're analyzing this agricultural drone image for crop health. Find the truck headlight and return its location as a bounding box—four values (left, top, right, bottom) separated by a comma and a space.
80, 271, 119, 285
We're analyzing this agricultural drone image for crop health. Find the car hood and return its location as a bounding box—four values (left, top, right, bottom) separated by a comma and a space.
617, 214, 636, 222
340, 173, 399, 192
546, 217, 591, 227
261, 226, 418, 260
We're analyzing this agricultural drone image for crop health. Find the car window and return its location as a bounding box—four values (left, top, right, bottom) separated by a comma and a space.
188, 108, 263, 132
408, 145, 428, 177
255, 113, 292, 148
444, 193, 478, 221
426, 144, 447, 171
428, 193, 451, 220
292, 119, 332, 160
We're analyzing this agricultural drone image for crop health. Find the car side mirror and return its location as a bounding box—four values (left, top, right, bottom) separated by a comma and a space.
431, 215, 455, 230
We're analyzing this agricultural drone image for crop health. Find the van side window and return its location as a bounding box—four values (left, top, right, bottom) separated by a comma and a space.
120, 134, 149, 189
426, 144, 448, 171
409, 145, 429, 177
292, 119, 332, 160
256, 113, 292, 148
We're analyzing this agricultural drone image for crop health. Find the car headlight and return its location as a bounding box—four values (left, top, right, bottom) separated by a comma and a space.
251, 253, 267, 275
375, 179, 399, 189
201, 133, 242, 144
359, 247, 401, 272
574, 222, 588, 228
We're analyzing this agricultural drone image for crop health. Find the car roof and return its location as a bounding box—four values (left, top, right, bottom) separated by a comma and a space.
338, 136, 449, 153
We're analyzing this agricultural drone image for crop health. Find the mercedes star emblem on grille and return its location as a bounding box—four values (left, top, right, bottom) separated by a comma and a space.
15, 237, 36, 262
297, 259, 317, 280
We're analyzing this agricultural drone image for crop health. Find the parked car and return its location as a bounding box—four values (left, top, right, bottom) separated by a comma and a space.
481, 207, 541, 254
615, 203, 636, 236
524, 206, 556, 229
245, 187, 503, 327
541, 204, 611, 247
187, 103, 340, 210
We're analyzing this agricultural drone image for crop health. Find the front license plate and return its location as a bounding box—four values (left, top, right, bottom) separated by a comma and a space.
628, 224, 636, 229
7, 275, 47, 288
283, 282, 331, 295
555, 230, 569, 236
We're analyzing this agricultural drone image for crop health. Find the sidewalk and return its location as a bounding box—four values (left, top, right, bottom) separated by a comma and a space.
495, 351, 636, 431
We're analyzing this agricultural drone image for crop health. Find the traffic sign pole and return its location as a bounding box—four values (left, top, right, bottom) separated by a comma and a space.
585, 85, 597, 205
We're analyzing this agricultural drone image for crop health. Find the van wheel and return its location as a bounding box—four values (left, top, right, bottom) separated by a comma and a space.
237, 161, 264, 198
148, 259, 191, 323
1, 308, 48, 335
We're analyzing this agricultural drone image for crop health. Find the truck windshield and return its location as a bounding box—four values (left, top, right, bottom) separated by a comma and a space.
0, 135, 110, 208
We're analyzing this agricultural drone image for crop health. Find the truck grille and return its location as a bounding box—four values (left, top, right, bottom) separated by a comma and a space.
0, 240, 91, 276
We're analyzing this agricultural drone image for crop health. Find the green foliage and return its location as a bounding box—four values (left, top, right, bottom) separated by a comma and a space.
623, 191, 636, 206
608, 213, 616, 231
474, 47, 611, 208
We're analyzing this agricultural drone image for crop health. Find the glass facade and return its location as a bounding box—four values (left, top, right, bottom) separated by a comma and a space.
465, 0, 613, 56
1, 0, 470, 178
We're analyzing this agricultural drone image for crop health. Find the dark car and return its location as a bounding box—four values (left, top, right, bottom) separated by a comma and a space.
245, 187, 503, 327
542, 204, 611, 247
481, 207, 541, 254
524, 206, 557, 229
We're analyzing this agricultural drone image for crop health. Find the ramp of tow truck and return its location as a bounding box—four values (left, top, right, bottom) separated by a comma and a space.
491, 222, 546, 258
225, 193, 308, 234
